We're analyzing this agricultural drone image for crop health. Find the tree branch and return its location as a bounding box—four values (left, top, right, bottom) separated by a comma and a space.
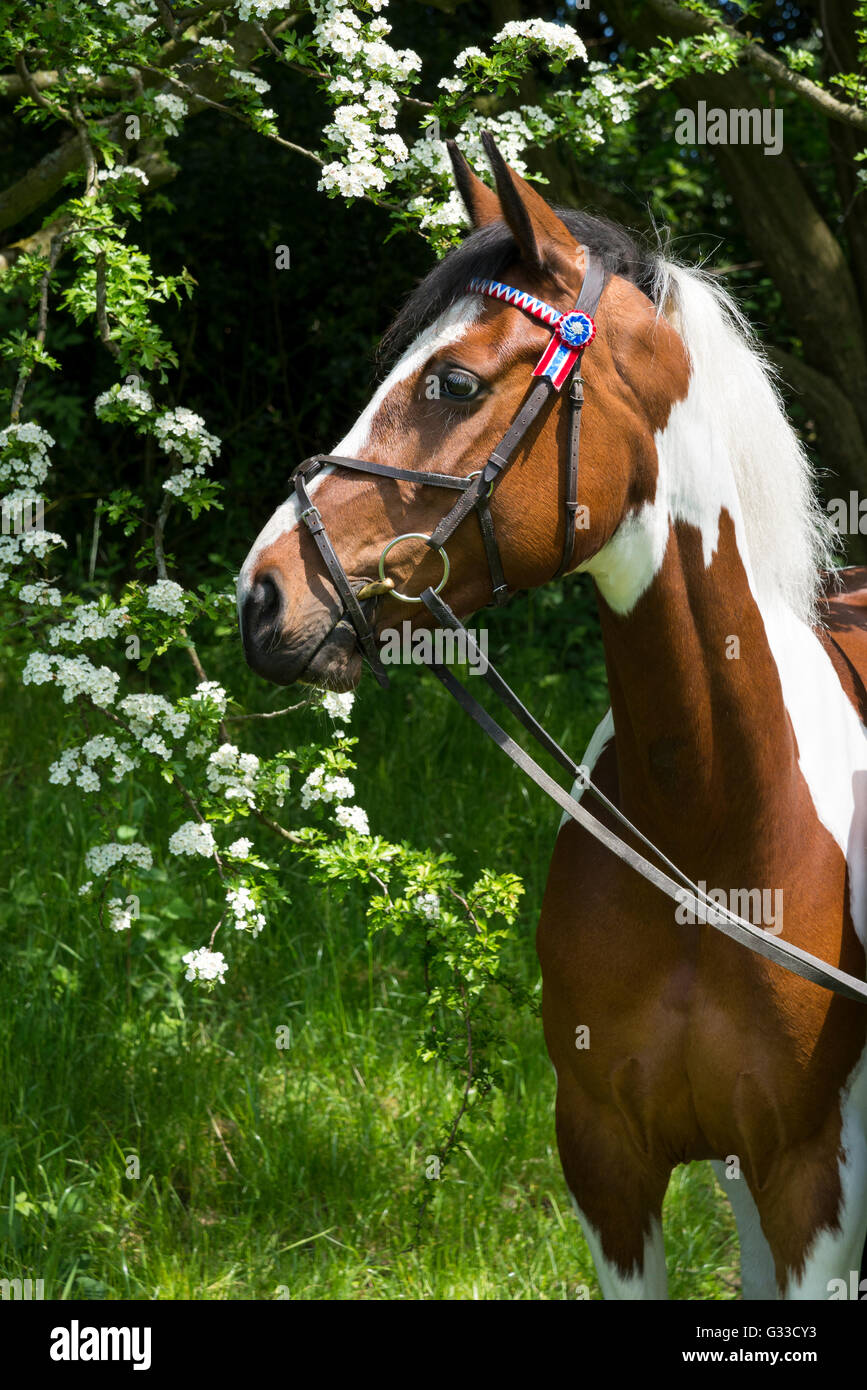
646, 0, 867, 132
94, 251, 120, 358
9, 229, 69, 421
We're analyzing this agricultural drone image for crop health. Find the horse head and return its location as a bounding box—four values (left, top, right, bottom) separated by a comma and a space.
238, 134, 688, 689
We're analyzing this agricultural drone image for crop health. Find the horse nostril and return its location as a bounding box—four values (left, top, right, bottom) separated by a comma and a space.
243, 571, 285, 647
255, 574, 282, 624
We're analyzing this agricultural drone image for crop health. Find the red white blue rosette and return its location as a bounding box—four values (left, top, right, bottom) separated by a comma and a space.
533, 311, 596, 389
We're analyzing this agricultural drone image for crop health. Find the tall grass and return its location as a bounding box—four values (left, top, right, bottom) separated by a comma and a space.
0, 579, 737, 1299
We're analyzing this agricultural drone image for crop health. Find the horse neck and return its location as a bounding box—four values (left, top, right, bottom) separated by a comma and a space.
590, 505, 803, 866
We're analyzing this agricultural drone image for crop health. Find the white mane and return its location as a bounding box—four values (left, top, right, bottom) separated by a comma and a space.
651, 259, 836, 627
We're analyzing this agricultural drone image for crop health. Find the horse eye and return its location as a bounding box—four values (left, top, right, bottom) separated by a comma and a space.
441, 369, 480, 400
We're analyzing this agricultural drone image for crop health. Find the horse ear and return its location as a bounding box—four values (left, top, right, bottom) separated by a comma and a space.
480, 130, 577, 280
446, 139, 502, 228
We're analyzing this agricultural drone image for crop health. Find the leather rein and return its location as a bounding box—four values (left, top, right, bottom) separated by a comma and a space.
287, 248, 867, 1007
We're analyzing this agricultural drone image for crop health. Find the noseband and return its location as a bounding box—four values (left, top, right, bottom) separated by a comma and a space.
289, 247, 606, 688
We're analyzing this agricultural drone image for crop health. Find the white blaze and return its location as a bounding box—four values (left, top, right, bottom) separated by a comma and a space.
236, 297, 482, 604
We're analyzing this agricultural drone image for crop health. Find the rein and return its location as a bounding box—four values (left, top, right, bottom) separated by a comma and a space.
288, 248, 867, 1007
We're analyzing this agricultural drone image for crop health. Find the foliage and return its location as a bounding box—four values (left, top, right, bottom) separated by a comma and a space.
1, 0, 865, 1280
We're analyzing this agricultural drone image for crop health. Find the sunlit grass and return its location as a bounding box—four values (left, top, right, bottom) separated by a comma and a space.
0, 587, 738, 1299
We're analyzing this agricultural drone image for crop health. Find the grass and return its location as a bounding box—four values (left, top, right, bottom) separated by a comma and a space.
0, 581, 739, 1300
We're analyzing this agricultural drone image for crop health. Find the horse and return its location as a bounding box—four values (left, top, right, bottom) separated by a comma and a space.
237, 134, 867, 1300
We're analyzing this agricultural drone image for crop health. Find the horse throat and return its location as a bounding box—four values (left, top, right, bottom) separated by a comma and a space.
591, 507, 799, 861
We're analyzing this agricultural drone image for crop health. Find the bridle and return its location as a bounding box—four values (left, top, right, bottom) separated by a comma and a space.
283, 248, 867, 1008
290, 247, 606, 688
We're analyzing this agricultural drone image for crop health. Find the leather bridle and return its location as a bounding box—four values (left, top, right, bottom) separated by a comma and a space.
282, 248, 867, 1008
290, 247, 606, 688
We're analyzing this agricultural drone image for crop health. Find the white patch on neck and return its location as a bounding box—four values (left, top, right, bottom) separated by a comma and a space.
236, 297, 482, 601
580, 373, 757, 616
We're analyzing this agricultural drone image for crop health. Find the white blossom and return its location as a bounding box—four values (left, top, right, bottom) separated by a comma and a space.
97, 165, 150, 186
48, 602, 129, 647
190, 680, 228, 715
199, 37, 232, 56
49, 734, 139, 789
226, 882, 266, 936
335, 804, 370, 835
18, 581, 62, 607
168, 820, 217, 858
85, 841, 153, 875
154, 406, 220, 466
95, 381, 154, 416
319, 160, 387, 197
118, 692, 189, 740
0, 421, 54, 489
230, 68, 271, 94
106, 897, 135, 932
206, 743, 260, 807
145, 579, 186, 617
493, 19, 587, 64
16, 529, 65, 560
300, 766, 354, 809
321, 690, 355, 722
415, 891, 441, 921
24, 652, 120, 707
454, 47, 485, 69
182, 946, 228, 983
154, 92, 188, 137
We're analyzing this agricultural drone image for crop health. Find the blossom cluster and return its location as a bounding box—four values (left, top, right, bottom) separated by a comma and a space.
84, 840, 154, 875
18, 581, 62, 607
415, 891, 441, 921
300, 765, 355, 809
107, 897, 136, 932
226, 882, 266, 936
190, 680, 229, 717
153, 92, 188, 138
493, 19, 587, 64
117, 692, 190, 762
168, 820, 217, 858
0, 528, 65, 592
230, 68, 271, 96
320, 689, 355, 722
0, 421, 54, 490
48, 601, 129, 648
23, 651, 120, 707
314, 1, 420, 199
95, 381, 155, 420
206, 743, 261, 808
145, 578, 186, 617
49, 734, 138, 792
182, 946, 228, 983
154, 406, 221, 496
97, 165, 150, 187
335, 804, 370, 835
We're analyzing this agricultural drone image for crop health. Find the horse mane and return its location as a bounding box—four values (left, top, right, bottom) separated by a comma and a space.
652, 260, 836, 627
380, 210, 836, 627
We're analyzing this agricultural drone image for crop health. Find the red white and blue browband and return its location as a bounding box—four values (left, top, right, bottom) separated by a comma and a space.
466, 276, 597, 390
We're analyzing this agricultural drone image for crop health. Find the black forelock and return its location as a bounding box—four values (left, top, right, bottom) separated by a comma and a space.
377, 207, 658, 366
